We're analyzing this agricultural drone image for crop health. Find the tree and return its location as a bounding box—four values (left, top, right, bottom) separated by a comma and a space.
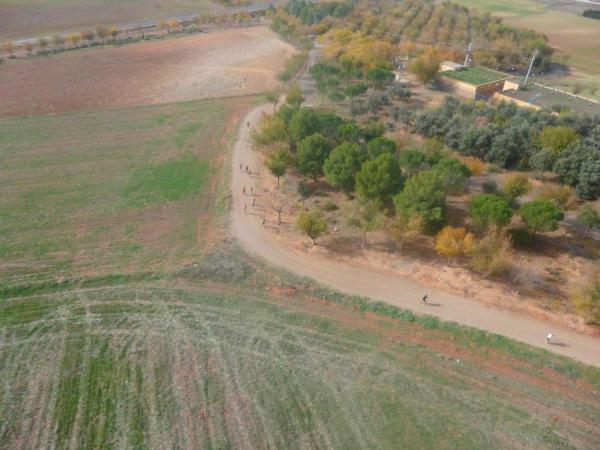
347, 199, 384, 245
577, 205, 600, 238
387, 214, 424, 250
407, 53, 440, 84
323, 142, 365, 193
265, 91, 279, 113
289, 107, 320, 142
168, 19, 180, 31
52, 34, 64, 48
297, 180, 310, 207
95, 25, 110, 42
286, 85, 304, 107
24, 42, 33, 54
467, 228, 511, 277
469, 194, 513, 230
461, 157, 484, 177
252, 116, 288, 146
366, 67, 395, 90
38, 37, 48, 49
267, 182, 292, 225
502, 173, 532, 201
355, 153, 404, 203
520, 199, 564, 235
393, 170, 446, 233
337, 123, 363, 144
432, 157, 471, 194
367, 137, 396, 159
265, 147, 293, 187
536, 125, 579, 157
435, 226, 474, 261
296, 133, 331, 181
297, 209, 327, 245
67, 33, 81, 47
110, 26, 119, 41
158, 20, 167, 34
398, 150, 426, 177
2, 41, 14, 55
82, 31, 95, 44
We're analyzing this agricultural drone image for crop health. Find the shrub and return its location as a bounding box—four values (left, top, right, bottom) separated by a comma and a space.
467, 228, 511, 277
508, 227, 535, 249
570, 282, 600, 326
502, 173, 532, 201
538, 184, 575, 210
463, 157, 485, 176
435, 226, 474, 260
322, 200, 338, 211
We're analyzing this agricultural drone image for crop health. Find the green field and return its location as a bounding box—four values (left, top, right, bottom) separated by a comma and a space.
1, 251, 599, 449
1, 99, 600, 448
0, 97, 251, 288
440, 66, 511, 85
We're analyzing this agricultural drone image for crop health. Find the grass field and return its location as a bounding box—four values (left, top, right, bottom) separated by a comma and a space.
440, 66, 511, 85
0, 0, 214, 40
1, 250, 599, 449
0, 97, 252, 289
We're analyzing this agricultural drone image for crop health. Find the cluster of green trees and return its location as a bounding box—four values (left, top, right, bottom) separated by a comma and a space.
254, 93, 476, 236
413, 97, 600, 199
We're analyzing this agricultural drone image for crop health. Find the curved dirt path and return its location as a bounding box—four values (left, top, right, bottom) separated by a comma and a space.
231, 104, 600, 368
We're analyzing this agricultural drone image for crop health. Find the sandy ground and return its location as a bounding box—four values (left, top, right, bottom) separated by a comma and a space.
230, 103, 600, 367
0, 26, 295, 117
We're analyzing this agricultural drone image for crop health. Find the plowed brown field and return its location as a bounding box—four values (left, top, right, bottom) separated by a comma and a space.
0, 26, 295, 117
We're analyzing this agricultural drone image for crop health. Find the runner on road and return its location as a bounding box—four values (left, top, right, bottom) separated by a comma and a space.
421, 294, 428, 305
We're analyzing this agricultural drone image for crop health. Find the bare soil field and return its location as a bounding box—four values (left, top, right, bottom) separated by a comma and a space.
0, 0, 213, 40
0, 26, 295, 117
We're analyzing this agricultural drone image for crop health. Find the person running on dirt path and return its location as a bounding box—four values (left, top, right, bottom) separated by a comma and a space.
243, 204, 247, 214
252, 196, 256, 207
245, 165, 249, 173
546, 333, 553, 344
242, 186, 246, 195
421, 294, 428, 305
262, 217, 266, 226
240, 163, 243, 171
248, 168, 252, 176
247, 121, 250, 129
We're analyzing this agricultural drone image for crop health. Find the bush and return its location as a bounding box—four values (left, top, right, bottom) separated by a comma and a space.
570, 282, 600, 326
435, 226, 474, 259
322, 200, 338, 211
508, 227, 535, 249
538, 184, 575, 210
502, 173, 532, 201
467, 229, 511, 277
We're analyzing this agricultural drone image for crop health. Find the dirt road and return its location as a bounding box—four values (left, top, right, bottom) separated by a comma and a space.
230, 104, 600, 368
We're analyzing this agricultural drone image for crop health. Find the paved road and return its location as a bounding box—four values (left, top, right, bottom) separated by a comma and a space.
230, 103, 600, 368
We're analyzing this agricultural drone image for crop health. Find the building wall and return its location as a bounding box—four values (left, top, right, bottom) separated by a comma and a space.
439, 77, 477, 99
492, 92, 542, 110
475, 80, 506, 99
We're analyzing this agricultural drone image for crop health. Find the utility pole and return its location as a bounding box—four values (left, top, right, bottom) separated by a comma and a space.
523, 50, 538, 87
463, 42, 472, 66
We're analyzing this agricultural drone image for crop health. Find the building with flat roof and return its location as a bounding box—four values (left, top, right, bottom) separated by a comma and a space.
438, 65, 514, 100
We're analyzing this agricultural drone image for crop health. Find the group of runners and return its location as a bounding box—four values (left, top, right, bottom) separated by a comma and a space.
240, 163, 266, 224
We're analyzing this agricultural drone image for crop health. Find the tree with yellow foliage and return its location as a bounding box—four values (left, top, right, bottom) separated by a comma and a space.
435, 226, 474, 261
